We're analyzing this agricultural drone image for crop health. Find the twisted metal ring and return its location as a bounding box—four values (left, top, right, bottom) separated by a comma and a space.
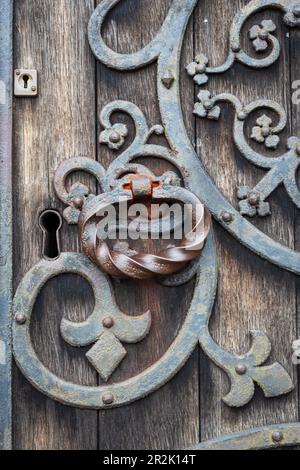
79, 175, 211, 280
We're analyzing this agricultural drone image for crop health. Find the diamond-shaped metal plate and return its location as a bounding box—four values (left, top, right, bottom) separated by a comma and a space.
86, 332, 127, 381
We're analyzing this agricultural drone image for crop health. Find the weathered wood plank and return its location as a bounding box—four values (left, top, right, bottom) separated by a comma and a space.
11, 0, 298, 450
194, 0, 298, 440
291, 22, 300, 424
13, 0, 98, 450
0, 0, 13, 450
96, 0, 199, 450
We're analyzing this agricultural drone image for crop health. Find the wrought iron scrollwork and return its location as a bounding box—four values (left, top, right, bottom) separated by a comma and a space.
190, 423, 300, 450
12, 0, 298, 420
193, 92, 300, 217
187, 0, 300, 83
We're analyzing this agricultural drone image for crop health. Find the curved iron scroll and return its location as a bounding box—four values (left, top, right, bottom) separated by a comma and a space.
12, 0, 297, 416
89, 0, 300, 274
189, 423, 300, 450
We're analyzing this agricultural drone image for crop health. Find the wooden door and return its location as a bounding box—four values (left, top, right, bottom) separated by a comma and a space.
1, 0, 300, 450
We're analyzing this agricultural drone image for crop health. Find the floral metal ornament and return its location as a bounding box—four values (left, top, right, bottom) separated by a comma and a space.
99, 123, 128, 150
186, 0, 300, 86
12, 0, 297, 416
186, 53, 209, 85
193, 91, 221, 120
251, 115, 280, 149
192, 89, 300, 218
249, 20, 277, 52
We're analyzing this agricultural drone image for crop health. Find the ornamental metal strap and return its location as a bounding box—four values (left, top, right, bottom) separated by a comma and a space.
8, 0, 300, 451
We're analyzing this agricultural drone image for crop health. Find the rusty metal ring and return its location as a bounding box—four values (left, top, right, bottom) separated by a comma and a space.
79, 175, 211, 279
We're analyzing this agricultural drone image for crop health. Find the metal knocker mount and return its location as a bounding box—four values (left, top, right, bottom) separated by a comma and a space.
12, 0, 299, 437
54, 167, 211, 280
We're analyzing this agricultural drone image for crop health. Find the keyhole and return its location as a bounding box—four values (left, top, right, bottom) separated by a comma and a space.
22, 74, 29, 89
39, 210, 62, 260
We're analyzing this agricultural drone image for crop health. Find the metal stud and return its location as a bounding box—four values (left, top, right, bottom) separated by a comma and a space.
102, 317, 115, 329
203, 100, 214, 110
293, 4, 300, 18
272, 431, 284, 443
261, 127, 270, 138
235, 364, 247, 375
102, 392, 114, 405
221, 211, 233, 223
232, 45, 241, 53
258, 30, 268, 40
196, 64, 206, 74
109, 131, 121, 144
73, 197, 84, 209
248, 193, 259, 206
237, 110, 247, 121
15, 313, 27, 325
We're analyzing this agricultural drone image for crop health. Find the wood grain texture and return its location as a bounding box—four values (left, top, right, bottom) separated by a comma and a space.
96, 0, 199, 450
11, 0, 299, 450
194, 0, 298, 441
291, 23, 300, 425
13, 0, 98, 450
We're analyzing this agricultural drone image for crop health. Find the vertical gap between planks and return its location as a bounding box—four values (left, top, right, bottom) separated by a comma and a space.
191, 8, 202, 447
93, 0, 101, 452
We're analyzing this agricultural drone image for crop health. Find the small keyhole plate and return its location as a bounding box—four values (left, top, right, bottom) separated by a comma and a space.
14, 69, 38, 97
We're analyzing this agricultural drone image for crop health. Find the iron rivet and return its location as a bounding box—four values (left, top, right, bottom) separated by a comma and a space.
261, 127, 270, 138
235, 364, 247, 375
296, 145, 300, 156
232, 45, 241, 53
102, 392, 114, 405
272, 431, 283, 443
73, 197, 84, 209
16, 70, 20, 76
15, 313, 27, 325
31, 85, 37, 92
221, 211, 233, 223
293, 4, 300, 18
204, 100, 214, 110
237, 110, 247, 121
196, 64, 206, 73
258, 30, 268, 40
102, 317, 115, 329
109, 131, 121, 144
248, 193, 259, 206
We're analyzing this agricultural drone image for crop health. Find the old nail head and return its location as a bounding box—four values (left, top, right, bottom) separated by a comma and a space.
102, 392, 114, 405
102, 317, 115, 329
272, 431, 283, 443
15, 313, 27, 325
235, 364, 247, 375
